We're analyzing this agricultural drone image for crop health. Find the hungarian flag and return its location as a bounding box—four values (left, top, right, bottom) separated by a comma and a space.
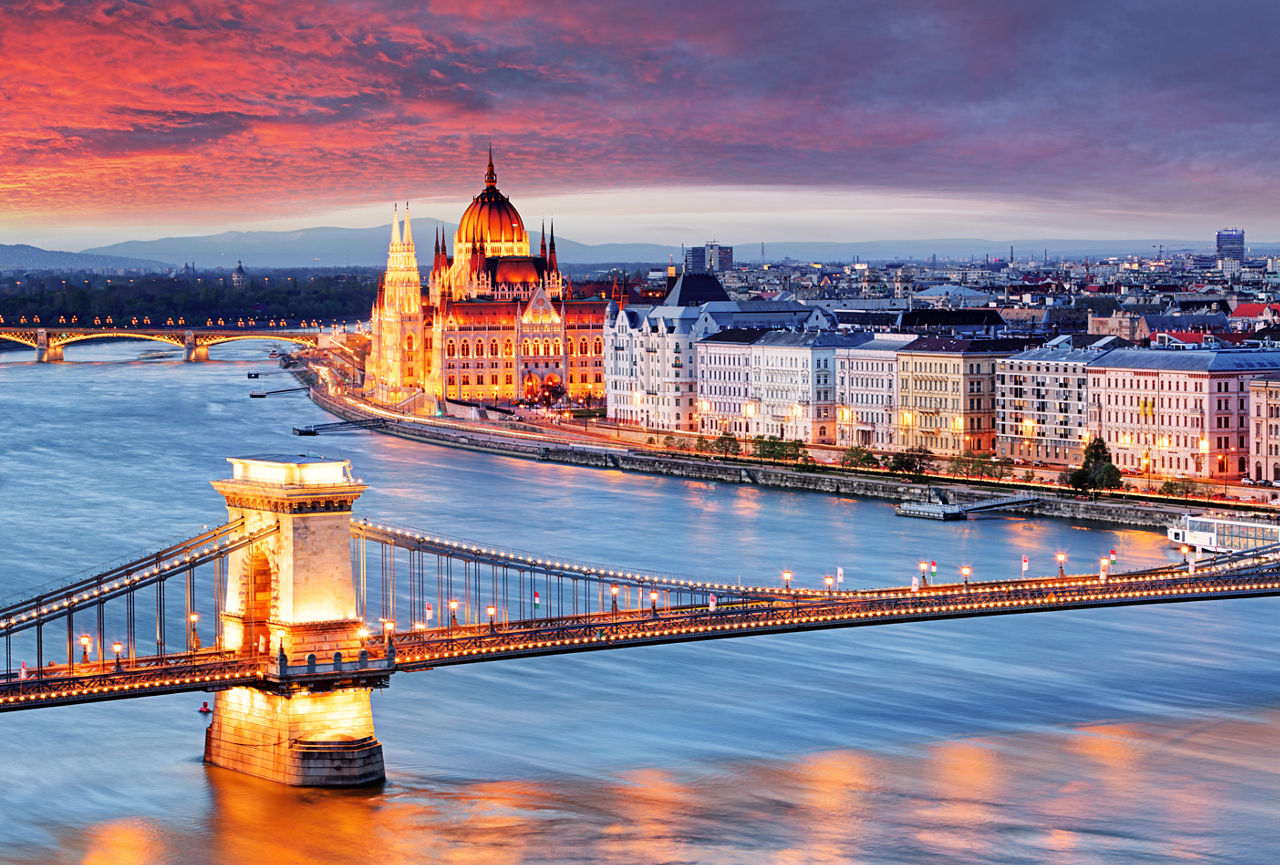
534, 590, 540, 609
424, 603, 433, 621
708, 594, 718, 612
836, 566, 844, 584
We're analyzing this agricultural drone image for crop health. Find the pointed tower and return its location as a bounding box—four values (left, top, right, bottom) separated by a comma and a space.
540, 220, 547, 259
548, 220, 558, 274
369, 201, 424, 394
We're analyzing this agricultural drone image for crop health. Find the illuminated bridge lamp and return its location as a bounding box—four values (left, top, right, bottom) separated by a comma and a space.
825, 575, 834, 594
961, 565, 971, 587
450, 599, 459, 629
79, 634, 91, 665
487, 605, 497, 634
650, 590, 659, 616
1099, 557, 1109, 582
382, 619, 394, 645
610, 585, 619, 615
782, 570, 792, 592
1057, 552, 1066, 579
918, 561, 928, 586
1181, 544, 1190, 564
112, 641, 123, 672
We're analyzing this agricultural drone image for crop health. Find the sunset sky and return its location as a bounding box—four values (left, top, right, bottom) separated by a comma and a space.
3, 0, 1277, 251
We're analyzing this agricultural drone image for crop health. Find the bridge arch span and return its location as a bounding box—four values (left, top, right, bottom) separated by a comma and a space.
52, 330, 185, 350
0, 332, 38, 348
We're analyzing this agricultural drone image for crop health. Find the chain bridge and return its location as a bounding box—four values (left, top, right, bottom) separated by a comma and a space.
2, 454, 1278, 786
0, 325, 318, 361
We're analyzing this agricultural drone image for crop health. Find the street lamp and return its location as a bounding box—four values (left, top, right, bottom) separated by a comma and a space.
487, 605, 497, 634
382, 619, 394, 647
1181, 544, 1190, 564
782, 570, 792, 593
1057, 552, 1066, 579
79, 634, 91, 665
112, 641, 123, 672
825, 575, 834, 594
650, 590, 659, 617
918, 561, 928, 587
189, 612, 200, 651
610, 585, 619, 616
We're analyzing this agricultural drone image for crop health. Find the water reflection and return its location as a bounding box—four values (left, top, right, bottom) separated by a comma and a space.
4, 342, 1280, 863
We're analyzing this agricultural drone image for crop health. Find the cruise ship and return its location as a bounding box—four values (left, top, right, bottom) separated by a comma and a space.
1167, 513, 1280, 553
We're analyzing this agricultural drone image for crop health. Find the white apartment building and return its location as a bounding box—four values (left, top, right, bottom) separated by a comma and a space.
834, 333, 916, 449
605, 273, 831, 432
1087, 347, 1280, 483
696, 330, 871, 445
996, 338, 1121, 466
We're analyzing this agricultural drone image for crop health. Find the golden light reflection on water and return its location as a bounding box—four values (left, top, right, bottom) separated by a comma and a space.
14, 710, 1279, 865
80, 819, 169, 865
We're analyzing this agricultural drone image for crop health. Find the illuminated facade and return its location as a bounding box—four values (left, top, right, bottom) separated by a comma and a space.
896, 337, 1032, 457
1086, 348, 1280, 481
366, 152, 608, 406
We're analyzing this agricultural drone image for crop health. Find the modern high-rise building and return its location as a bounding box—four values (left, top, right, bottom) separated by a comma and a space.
1217, 228, 1245, 262
683, 242, 733, 273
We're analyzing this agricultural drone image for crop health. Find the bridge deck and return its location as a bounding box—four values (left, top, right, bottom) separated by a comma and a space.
5, 556, 1278, 713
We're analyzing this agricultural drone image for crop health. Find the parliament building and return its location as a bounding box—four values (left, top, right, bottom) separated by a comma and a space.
366, 151, 609, 407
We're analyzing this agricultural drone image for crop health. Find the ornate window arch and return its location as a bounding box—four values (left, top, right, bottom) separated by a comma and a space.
446, 340, 456, 358
460, 341, 470, 358
474, 340, 484, 357
504, 339, 514, 357
491, 340, 499, 358
593, 338, 603, 355
580, 338, 588, 356
553, 338, 563, 356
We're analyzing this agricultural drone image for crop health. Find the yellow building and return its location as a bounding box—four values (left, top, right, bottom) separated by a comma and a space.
896, 337, 1034, 456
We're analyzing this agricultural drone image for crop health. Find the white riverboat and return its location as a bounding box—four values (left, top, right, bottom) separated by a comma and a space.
1167, 513, 1280, 553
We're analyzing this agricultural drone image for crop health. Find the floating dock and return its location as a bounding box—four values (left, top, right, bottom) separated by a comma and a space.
895, 492, 1039, 520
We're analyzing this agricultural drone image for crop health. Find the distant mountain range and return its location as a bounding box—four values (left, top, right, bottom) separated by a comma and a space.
80, 221, 680, 269
80, 230, 1275, 269
0, 243, 168, 271
4, 226, 1275, 272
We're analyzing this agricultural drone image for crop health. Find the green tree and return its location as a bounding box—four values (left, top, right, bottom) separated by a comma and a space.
840, 445, 879, 469
1066, 436, 1123, 494
712, 430, 740, 456
888, 446, 935, 481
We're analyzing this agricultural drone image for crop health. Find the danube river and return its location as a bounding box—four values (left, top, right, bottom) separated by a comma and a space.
3, 341, 1280, 864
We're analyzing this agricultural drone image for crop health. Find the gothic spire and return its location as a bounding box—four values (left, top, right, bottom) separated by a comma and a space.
402, 201, 414, 247
390, 203, 401, 247
485, 144, 496, 188
540, 219, 547, 258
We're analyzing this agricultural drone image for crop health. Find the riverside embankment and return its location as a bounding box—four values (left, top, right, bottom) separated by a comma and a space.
303, 385, 1198, 530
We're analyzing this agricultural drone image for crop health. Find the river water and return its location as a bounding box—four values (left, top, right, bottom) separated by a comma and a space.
2, 340, 1279, 864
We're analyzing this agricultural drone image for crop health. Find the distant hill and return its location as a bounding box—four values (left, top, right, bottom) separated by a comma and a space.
0, 243, 168, 272
74, 229, 1280, 269
84, 224, 682, 268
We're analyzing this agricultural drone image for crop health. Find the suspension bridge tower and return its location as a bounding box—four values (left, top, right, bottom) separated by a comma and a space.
203, 454, 384, 786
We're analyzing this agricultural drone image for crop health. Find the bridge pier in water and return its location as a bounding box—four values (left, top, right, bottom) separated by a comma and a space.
183, 331, 208, 361
204, 454, 384, 786
35, 329, 62, 362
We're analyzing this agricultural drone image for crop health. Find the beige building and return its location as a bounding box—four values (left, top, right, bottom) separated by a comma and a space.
1249, 374, 1280, 482
1087, 348, 1280, 484
897, 337, 1036, 457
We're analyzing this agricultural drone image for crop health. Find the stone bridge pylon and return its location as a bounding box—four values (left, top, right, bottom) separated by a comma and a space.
203, 454, 384, 786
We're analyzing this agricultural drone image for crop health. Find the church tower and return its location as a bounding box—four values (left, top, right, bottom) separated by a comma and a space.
368, 204, 424, 394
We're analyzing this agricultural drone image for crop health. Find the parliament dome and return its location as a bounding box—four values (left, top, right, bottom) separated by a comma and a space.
455, 150, 528, 258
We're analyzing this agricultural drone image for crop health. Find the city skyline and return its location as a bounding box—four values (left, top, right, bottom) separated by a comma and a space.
4, 0, 1279, 250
